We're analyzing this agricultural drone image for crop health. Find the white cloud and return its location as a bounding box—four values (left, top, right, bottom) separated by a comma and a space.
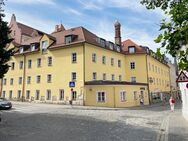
8, 0, 56, 5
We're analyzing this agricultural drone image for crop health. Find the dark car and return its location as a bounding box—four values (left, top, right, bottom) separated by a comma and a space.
0, 98, 12, 110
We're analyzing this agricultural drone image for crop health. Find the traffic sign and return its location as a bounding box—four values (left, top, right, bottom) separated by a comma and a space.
176, 71, 188, 82
69, 81, 75, 87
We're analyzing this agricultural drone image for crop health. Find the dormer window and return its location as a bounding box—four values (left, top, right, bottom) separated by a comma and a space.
109, 42, 114, 50
42, 40, 48, 53
19, 47, 24, 53
116, 45, 121, 52
31, 44, 36, 51
65, 35, 72, 44
128, 46, 135, 53
100, 39, 105, 47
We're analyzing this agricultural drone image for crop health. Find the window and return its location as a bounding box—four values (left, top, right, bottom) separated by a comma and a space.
27, 76, 31, 84
46, 90, 51, 100
72, 53, 77, 63
152, 65, 154, 72
100, 39, 105, 47
11, 62, 15, 70
48, 56, 52, 66
47, 74, 52, 83
111, 58, 114, 66
2, 91, 6, 98
130, 62, 135, 69
37, 58, 41, 67
19, 77, 22, 85
31, 44, 35, 51
131, 77, 136, 83
134, 91, 137, 100
59, 89, 64, 100
109, 42, 114, 50
148, 63, 151, 71
120, 91, 126, 102
102, 56, 106, 64
119, 75, 122, 81
9, 90, 13, 99
42, 40, 48, 52
36, 75, 41, 83
19, 61, 23, 69
155, 66, 157, 73
92, 53, 96, 62
103, 73, 106, 81
72, 91, 77, 100
65, 35, 72, 44
93, 72, 97, 80
153, 78, 155, 84
118, 60, 121, 68
128, 47, 135, 53
158, 68, 160, 74
71, 72, 76, 81
97, 92, 106, 102
28, 60, 32, 68
111, 74, 115, 81
3, 78, 6, 85
26, 90, 30, 99
156, 78, 158, 85
19, 47, 23, 53
17, 90, 21, 99
10, 78, 13, 85
35, 90, 40, 100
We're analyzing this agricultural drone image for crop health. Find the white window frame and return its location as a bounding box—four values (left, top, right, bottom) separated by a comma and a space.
103, 73, 106, 81
10, 78, 13, 85
19, 61, 23, 69
102, 56, 106, 64
27, 76, 31, 84
35, 90, 40, 100
37, 58, 41, 67
26, 90, 30, 99
46, 89, 51, 100
128, 47, 135, 53
120, 91, 126, 102
48, 56, 52, 66
72, 91, 77, 101
71, 72, 76, 81
118, 60, 121, 68
93, 72, 97, 80
96, 91, 106, 102
47, 74, 52, 83
19, 77, 22, 85
31, 44, 35, 51
111, 74, 115, 81
130, 62, 135, 69
36, 75, 41, 83
92, 53, 96, 63
72, 53, 77, 63
19, 47, 24, 53
111, 58, 114, 66
59, 89, 64, 100
28, 60, 32, 69
131, 77, 136, 83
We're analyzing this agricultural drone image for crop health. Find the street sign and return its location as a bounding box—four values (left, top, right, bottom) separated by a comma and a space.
176, 71, 188, 82
69, 81, 75, 88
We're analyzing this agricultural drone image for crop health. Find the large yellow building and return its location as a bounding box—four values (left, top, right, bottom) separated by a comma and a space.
0, 15, 171, 107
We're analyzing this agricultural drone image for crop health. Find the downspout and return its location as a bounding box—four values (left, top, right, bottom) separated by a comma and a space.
22, 54, 26, 102
0, 79, 3, 97
83, 43, 85, 106
145, 54, 151, 105
113, 86, 116, 108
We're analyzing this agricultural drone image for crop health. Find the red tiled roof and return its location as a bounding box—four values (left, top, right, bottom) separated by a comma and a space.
22, 36, 42, 45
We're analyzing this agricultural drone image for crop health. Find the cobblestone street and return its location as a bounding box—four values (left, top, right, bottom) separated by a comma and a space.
0, 102, 187, 141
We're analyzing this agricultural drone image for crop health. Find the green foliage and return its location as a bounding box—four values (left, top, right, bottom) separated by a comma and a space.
0, 0, 14, 78
141, 0, 188, 71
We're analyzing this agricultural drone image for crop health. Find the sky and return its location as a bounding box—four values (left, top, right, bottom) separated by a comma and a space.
3, 0, 171, 58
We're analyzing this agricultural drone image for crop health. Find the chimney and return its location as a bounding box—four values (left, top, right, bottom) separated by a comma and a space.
11, 14, 16, 23
114, 21, 121, 46
55, 24, 65, 32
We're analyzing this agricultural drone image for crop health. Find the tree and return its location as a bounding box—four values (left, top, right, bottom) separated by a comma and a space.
141, 0, 188, 71
0, 0, 14, 78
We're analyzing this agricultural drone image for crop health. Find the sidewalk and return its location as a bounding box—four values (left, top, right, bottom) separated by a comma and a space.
168, 109, 188, 141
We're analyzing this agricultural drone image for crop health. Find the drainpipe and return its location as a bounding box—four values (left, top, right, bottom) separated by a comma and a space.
83, 43, 85, 106
22, 54, 26, 102
145, 54, 151, 105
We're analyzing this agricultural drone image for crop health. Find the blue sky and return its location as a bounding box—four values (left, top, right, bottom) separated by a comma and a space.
3, 0, 168, 53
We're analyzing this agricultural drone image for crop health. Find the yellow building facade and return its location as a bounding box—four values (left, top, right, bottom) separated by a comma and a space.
1, 15, 170, 107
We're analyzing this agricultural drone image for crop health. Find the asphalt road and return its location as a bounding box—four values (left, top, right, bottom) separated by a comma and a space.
0, 102, 174, 141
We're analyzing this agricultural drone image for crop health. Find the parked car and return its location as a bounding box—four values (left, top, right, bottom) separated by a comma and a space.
0, 98, 12, 110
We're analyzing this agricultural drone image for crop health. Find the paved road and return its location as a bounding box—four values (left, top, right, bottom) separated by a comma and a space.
0, 101, 185, 141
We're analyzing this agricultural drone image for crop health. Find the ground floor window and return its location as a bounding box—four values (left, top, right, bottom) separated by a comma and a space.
17, 90, 21, 99
133, 91, 137, 100
2, 91, 6, 98
26, 90, 30, 99
97, 92, 106, 102
46, 90, 51, 100
59, 89, 64, 100
9, 90, 13, 99
72, 91, 77, 101
120, 91, 126, 102
35, 90, 40, 100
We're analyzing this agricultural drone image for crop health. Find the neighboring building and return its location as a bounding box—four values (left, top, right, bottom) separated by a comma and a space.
1, 14, 150, 108
122, 39, 171, 103
9, 14, 45, 44
167, 60, 179, 98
